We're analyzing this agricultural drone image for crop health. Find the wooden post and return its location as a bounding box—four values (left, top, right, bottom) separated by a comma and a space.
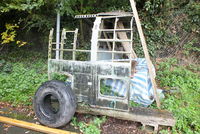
0, 116, 78, 134
73, 29, 79, 61
112, 17, 119, 61
60, 28, 66, 60
48, 28, 54, 60
129, 0, 161, 108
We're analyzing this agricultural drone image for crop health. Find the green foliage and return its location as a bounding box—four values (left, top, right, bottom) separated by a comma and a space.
100, 83, 113, 96
71, 116, 106, 134
0, 51, 48, 105
132, 1, 200, 58
24, 14, 54, 32
144, 0, 169, 15
185, 1, 200, 33
157, 58, 200, 133
129, 100, 142, 107
51, 73, 68, 81
183, 39, 200, 55
100, 79, 122, 97
0, 60, 12, 73
0, 0, 44, 13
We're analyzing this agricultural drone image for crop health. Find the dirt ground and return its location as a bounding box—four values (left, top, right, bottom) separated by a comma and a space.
75, 113, 145, 134
101, 118, 145, 134
0, 102, 145, 134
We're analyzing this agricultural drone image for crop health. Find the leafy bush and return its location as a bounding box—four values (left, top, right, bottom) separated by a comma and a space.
157, 58, 200, 133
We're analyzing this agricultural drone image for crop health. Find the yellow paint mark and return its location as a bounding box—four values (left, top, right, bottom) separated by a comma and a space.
0, 116, 78, 134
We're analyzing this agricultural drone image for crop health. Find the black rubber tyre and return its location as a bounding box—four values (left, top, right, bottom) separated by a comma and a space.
33, 80, 76, 128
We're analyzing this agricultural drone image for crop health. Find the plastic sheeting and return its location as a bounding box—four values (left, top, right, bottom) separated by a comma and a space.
103, 58, 156, 106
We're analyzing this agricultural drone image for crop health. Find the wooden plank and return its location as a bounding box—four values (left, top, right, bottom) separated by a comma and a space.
0, 116, 78, 134
77, 105, 175, 127
129, 0, 161, 108
112, 17, 119, 61
99, 20, 112, 51
102, 32, 112, 50
117, 21, 137, 58
48, 28, 54, 60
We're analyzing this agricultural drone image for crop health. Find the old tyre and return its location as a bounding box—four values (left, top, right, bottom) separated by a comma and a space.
33, 80, 76, 128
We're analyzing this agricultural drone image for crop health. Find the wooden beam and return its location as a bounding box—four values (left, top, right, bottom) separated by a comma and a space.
60, 28, 66, 60
77, 105, 175, 127
100, 20, 112, 51
48, 28, 54, 60
0, 116, 78, 134
129, 0, 161, 108
117, 21, 137, 58
112, 17, 119, 61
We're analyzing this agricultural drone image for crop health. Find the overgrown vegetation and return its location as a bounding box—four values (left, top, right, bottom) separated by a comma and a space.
157, 58, 200, 133
0, 50, 48, 105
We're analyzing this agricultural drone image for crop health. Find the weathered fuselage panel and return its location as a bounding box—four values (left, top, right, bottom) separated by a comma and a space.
48, 59, 131, 110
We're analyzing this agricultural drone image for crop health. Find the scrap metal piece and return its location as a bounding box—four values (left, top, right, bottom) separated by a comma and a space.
75, 11, 133, 19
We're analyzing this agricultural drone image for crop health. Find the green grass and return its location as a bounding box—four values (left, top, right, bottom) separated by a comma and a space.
0, 50, 48, 105
157, 58, 200, 133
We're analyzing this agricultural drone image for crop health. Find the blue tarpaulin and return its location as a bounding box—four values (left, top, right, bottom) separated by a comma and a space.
103, 58, 155, 107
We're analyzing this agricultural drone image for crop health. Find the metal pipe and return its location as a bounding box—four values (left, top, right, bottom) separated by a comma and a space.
56, 12, 61, 59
